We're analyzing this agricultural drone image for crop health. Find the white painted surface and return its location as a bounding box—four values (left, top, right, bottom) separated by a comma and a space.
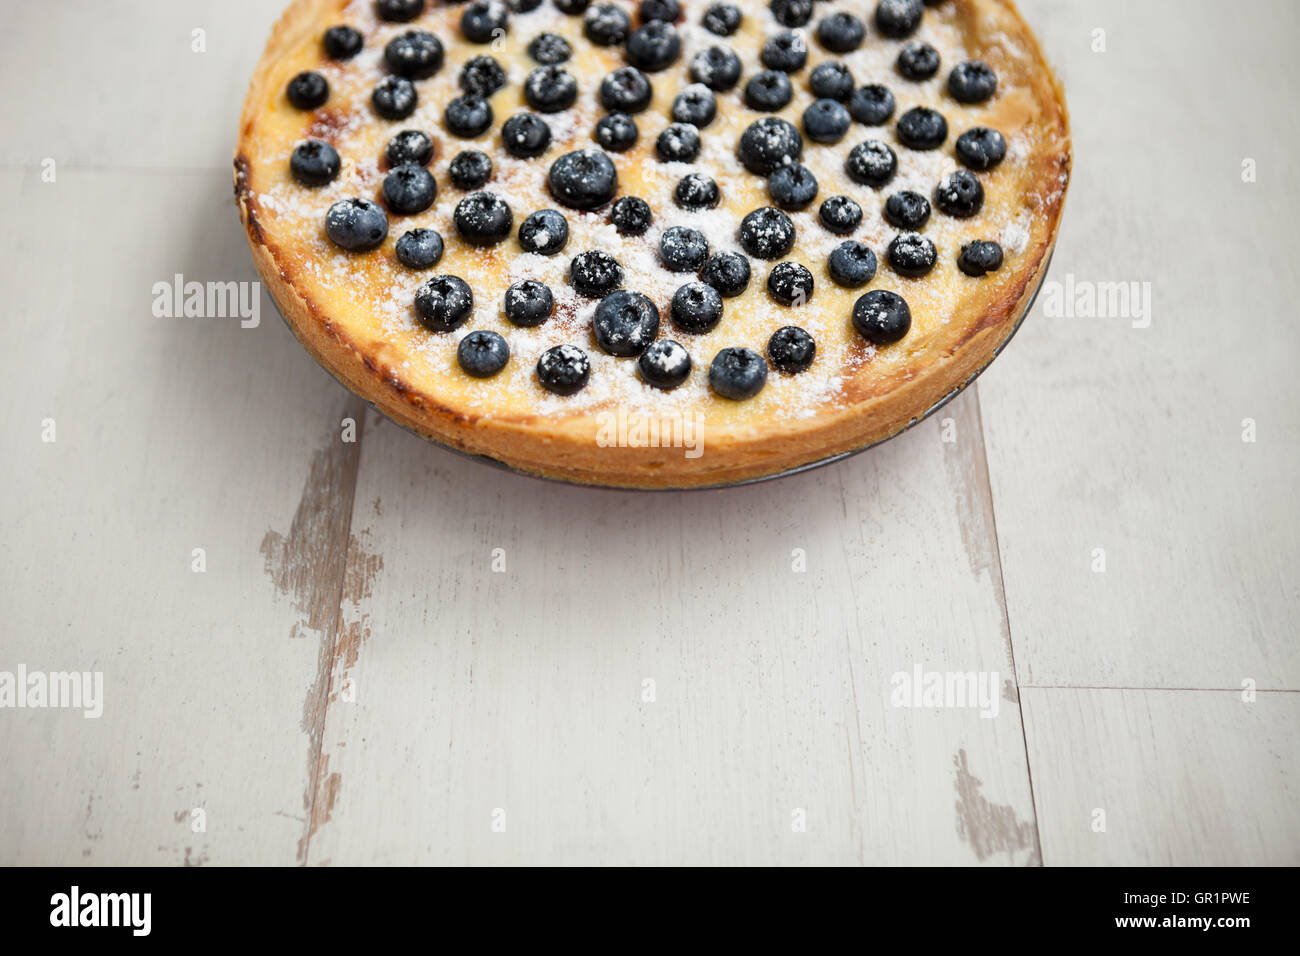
979, 0, 1300, 691
0, 168, 354, 864
1021, 689, 1300, 866
0, 0, 1296, 865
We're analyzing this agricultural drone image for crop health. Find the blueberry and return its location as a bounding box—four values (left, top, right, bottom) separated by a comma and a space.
445, 95, 493, 138
287, 71, 329, 110
955, 126, 1007, 171
818, 195, 862, 234
660, 226, 709, 272
511, 0, 543, 11
803, 98, 851, 144
672, 85, 717, 127
584, 4, 630, 45
449, 149, 493, 189
689, 46, 742, 91
656, 123, 701, 163
810, 61, 854, 100
675, 173, 720, 209
610, 196, 652, 235
852, 289, 911, 344
325, 198, 389, 252
949, 60, 998, 103
377, 0, 424, 22
767, 261, 814, 306
504, 279, 554, 326
770, 0, 813, 29
874, 0, 923, 39
553, 0, 591, 13
744, 70, 794, 112
462, 1, 509, 44
395, 228, 444, 269
600, 67, 653, 113
529, 33, 572, 64
739, 206, 796, 259
709, 347, 768, 400
454, 191, 514, 245
768, 162, 818, 211
626, 21, 680, 71
595, 112, 639, 152
887, 232, 937, 277
761, 32, 808, 73
848, 84, 895, 126
383, 164, 437, 215
537, 344, 591, 395
702, 3, 742, 35
548, 149, 619, 210
384, 30, 444, 79
817, 13, 865, 53
323, 25, 364, 60
501, 112, 552, 158
372, 76, 417, 120
639, 0, 680, 22
845, 139, 897, 187
897, 41, 940, 81
883, 190, 931, 230
767, 326, 816, 373
386, 129, 434, 167
934, 169, 984, 218
958, 240, 1004, 277
827, 241, 877, 288
569, 250, 623, 297
897, 106, 948, 150
414, 275, 474, 332
525, 65, 578, 113
458, 330, 510, 377
291, 140, 340, 187
737, 117, 803, 175
593, 290, 661, 356
460, 55, 507, 96
518, 208, 569, 255
639, 340, 692, 390
670, 282, 724, 334
700, 252, 751, 297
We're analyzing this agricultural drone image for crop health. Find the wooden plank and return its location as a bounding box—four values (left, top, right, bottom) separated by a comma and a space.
0, 0, 283, 169
1021, 688, 1300, 865
978, 0, 1300, 688
301, 389, 1041, 865
0, 167, 360, 864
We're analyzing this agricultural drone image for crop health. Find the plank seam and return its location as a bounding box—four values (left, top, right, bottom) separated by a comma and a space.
970, 384, 1046, 866
297, 394, 368, 866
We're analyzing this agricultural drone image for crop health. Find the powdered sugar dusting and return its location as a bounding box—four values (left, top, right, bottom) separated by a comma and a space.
247, 0, 1061, 429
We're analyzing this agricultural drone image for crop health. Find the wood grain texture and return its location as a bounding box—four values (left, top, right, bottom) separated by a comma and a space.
301, 392, 1040, 865
977, 0, 1300, 690
1021, 688, 1300, 865
0, 0, 283, 169
0, 168, 361, 864
2, 0, 1297, 867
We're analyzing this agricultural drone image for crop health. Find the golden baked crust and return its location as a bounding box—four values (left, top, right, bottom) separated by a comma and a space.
236, 0, 1070, 487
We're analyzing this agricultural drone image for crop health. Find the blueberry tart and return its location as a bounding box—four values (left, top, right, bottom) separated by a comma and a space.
236, 0, 1070, 487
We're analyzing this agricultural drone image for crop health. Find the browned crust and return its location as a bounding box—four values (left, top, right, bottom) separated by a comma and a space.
235, 0, 1071, 488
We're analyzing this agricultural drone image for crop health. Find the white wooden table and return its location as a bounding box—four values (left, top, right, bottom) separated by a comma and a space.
1, 0, 1296, 866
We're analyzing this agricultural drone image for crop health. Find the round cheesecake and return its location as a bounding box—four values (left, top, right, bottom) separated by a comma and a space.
235, 0, 1070, 487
